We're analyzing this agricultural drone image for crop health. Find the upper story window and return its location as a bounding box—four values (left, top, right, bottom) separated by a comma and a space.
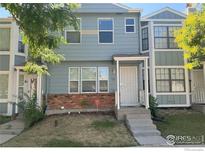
0, 28, 10, 51
65, 18, 81, 44
18, 34, 25, 53
125, 18, 135, 33
142, 27, 149, 51
154, 26, 180, 49
98, 18, 113, 44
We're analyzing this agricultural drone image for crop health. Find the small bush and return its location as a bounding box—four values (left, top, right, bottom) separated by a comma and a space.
149, 95, 159, 118
18, 93, 44, 128
0, 116, 11, 125
44, 139, 83, 147
80, 99, 89, 106
91, 119, 116, 130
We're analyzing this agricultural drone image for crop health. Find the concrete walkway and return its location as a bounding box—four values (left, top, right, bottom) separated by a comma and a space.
0, 118, 24, 145
125, 108, 168, 146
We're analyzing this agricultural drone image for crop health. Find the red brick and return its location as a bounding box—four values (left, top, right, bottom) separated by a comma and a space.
47, 93, 115, 110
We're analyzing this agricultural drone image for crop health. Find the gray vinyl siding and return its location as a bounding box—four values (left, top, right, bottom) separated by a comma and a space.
0, 55, 9, 71
57, 13, 140, 61
48, 61, 116, 94
153, 21, 182, 24
155, 51, 184, 66
74, 3, 130, 13
148, 11, 185, 19
157, 95, 186, 105
14, 55, 25, 66
0, 103, 8, 114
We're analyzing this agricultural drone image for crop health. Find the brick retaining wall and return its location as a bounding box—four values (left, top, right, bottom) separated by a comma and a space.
47, 93, 115, 110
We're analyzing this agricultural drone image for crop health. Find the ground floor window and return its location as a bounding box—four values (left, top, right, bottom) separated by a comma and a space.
156, 68, 185, 92
0, 73, 9, 99
68, 67, 109, 93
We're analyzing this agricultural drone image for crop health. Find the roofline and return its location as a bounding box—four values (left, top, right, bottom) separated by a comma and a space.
0, 17, 15, 22
142, 7, 187, 19
114, 3, 142, 12
74, 3, 141, 13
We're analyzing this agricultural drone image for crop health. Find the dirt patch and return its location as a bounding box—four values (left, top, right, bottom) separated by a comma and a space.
2, 113, 136, 147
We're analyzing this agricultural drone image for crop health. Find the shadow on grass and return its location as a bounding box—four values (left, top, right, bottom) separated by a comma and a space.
91, 119, 117, 130
43, 139, 84, 147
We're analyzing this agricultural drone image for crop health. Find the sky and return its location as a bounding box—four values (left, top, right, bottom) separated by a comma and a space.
0, 3, 186, 18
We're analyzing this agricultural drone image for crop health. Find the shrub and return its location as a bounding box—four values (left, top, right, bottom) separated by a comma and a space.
18, 93, 45, 128
149, 95, 165, 122
79, 99, 89, 106
149, 95, 159, 118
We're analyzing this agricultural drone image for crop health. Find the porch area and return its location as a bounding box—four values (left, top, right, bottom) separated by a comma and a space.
13, 66, 42, 114
112, 54, 149, 120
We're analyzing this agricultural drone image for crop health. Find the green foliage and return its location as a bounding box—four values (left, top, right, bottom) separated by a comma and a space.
44, 139, 84, 147
175, 6, 205, 69
91, 120, 117, 130
149, 95, 159, 118
18, 93, 44, 128
1, 4, 79, 75
0, 116, 11, 125
79, 99, 89, 106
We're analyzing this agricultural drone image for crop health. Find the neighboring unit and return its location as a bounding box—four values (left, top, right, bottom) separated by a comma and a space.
0, 18, 42, 115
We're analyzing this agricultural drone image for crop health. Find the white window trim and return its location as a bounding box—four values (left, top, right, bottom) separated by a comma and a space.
68, 67, 80, 94
98, 67, 109, 93
68, 67, 109, 94
64, 18, 81, 44
98, 18, 114, 44
155, 67, 186, 93
141, 27, 149, 51
81, 67, 97, 93
125, 17, 136, 33
17, 34, 26, 55
0, 71, 9, 102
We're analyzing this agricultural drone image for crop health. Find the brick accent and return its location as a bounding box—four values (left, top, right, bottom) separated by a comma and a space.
47, 93, 115, 110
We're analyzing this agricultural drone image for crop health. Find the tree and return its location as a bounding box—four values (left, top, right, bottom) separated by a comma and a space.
1, 3, 79, 75
175, 5, 205, 69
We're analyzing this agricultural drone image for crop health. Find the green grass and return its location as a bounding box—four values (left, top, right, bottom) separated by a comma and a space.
0, 116, 11, 125
156, 111, 205, 137
44, 139, 84, 147
91, 119, 117, 130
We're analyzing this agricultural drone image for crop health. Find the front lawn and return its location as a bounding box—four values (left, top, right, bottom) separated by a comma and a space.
156, 109, 205, 138
2, 113, 137, 147
0, 116, 11, 125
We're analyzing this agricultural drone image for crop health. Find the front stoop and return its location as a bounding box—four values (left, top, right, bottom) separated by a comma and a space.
123, 107, 168, 146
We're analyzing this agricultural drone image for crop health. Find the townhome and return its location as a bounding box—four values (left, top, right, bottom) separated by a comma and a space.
0, 3, 205, 117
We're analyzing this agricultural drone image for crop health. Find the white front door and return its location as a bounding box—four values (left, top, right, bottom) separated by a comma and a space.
120, 67, 138, 106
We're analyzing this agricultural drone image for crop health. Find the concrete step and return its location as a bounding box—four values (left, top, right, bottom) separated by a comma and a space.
132, 129, 161, 136
120, 108, 151, 114
126, 113, 151, 119
130, 125, 157, 131
127, 122, 155, 128
0, 129, 23, 135
126, 118, 153, 125
135, 135, 168, 146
